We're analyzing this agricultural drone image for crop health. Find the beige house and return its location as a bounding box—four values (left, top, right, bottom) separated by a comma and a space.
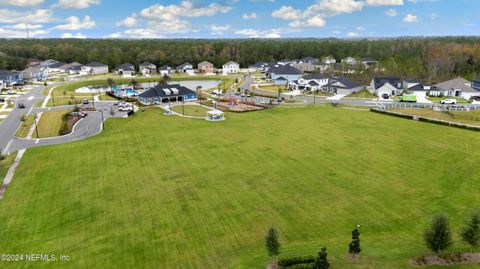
198, 61, 215, 73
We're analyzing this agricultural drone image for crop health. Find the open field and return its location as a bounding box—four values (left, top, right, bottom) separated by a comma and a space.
15, 114, 35, 138
0, 107, 480, 268
390, 108, 480, 126
35, 109, 71, 138
0, 152, 17, 180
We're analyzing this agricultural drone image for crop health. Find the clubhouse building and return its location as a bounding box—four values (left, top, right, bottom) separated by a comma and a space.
139, 84, 197, 105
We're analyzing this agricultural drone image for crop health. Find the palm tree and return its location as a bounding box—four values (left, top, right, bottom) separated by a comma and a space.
107, 78, 115, 92
196, 86, 202, 99
130, 79, 139, 90
159, 74, 171, 85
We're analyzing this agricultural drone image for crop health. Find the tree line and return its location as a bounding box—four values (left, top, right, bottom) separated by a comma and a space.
1, 37, 480, 83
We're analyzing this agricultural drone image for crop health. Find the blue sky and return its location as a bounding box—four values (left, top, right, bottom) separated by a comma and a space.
0, 0, 478, 39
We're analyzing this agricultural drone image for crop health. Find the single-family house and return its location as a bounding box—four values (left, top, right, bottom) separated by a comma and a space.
138, 84, 197, 105
248, 62, 268, 71
472, 78, 480, 90
362, 57, 377, 69
403, 79, 428, 98
322, 77, 364, 95
46, 62, 69, 73
369, 77, 403, 97
293, 62, 316, 73
301, 57, 318, 65
267, 64, 302, 85
159, 65, 173, 76
176, 63, 194, 74
222, 61, 240, 75
81, 62, 109, 75
27, 58, 41, 67
139, 62, 157, 75
68, 65, 82, 75
198, 61, 215, 74
21, 66, 49, 82
0, 70, 22, 86
431, 77, 480, 99
322, 56, 336, 65
342, 57, 358, 65
278, 59, 292, 65
40, 59, 59, 67
113, 63, 135, 77
289, 73, 329, 92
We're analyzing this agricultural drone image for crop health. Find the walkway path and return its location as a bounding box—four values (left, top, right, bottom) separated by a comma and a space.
0, 149, 25, 200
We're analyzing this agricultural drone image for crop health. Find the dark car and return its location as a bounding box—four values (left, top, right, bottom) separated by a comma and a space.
17, 103, 25, 109
82, 99, 89, 104
0, 98, 5, 103
70, 112, 87, 118
382, 93, 390, 99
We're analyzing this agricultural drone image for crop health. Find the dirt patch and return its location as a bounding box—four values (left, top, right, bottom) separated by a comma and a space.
411, 253, 480, 267
217, 101, 263, 112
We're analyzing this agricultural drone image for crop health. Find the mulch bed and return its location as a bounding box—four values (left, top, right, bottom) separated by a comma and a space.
411, 253, 480, 267
217, 102, 263, 112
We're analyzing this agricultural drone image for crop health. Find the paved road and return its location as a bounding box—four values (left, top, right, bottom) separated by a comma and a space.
7, 103, 127, 152
0, 85, 47, 154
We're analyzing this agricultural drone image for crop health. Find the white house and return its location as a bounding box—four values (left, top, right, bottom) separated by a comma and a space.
341, 57, 358, 65
289, 73, 329, 92
322, 77, 364, 95
139, 62, 157, 75
113, 63, 135, 77
369, 77, 403, 97
81, 62, 109, 75
21, 66, 49, 82
222, 61, 240, 75
431, 77, 480, 99
159, 65, 173, 76
322, 56, 336, 65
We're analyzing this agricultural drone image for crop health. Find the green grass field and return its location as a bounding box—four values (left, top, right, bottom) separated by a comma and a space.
35, 109, 70, 138
0, 107, 479, 269
171, 105, 211, 117
390, 108, 480, 126
15, 115, 36, 138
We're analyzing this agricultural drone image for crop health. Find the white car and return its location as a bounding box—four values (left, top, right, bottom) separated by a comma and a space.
440, 99, 457, 104
119, 106, 132, 111
7, 90, 16, 95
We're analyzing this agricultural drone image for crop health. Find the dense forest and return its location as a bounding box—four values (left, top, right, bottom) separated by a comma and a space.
0, 37, 479, 83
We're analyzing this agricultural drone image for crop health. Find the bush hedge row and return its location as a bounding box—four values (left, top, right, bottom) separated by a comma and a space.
278, 256, 315, 268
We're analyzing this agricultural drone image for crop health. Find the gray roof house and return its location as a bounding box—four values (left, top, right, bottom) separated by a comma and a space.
369, 77, 403, 97
268, 64, 302, 85
138, 84, 197, 105
0, 70, 22, 86
431, 77, 480, 99
139, 62, 157, 75
322, 77, 364, 95
81, 62, 109, 75
113, 63, 135, 76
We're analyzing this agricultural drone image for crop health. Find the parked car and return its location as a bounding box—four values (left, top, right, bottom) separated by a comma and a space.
119, 106, 132, 112
381, 93, 390, 100
7, 90, 16, 95
17, 103, 25, 109
82, 99, 89, 104
0, 98, 5, 103
70, 112, 87, 118
440, 99, 457, 104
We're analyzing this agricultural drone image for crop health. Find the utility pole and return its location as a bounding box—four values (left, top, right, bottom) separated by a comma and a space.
33, 114, 39, 138
92, 93, 95, 109
52, 90, 55, 107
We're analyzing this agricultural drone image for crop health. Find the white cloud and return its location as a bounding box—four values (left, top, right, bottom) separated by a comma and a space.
356, 26, 365, 31
403, 13, 418, 23
272, 0, 403, 28
104, 32, 122, 38
242, 12, 258, 19
4, 23, 43, 30
234, 28, 298, 38
53, 0, 101, 9
0, 0, 44, 6
116, 14, 138, 27
0, 9, 53, 23
54, 16, 95, 30
210, 24, 230, 35
385, 8, 397, 16
365, 0, 403, 5
346, 32, 359, 37
115, 1, 234, 36
0, 26, 48, 38
60, 32, 87, 39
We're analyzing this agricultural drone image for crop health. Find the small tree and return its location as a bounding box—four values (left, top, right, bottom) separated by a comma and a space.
461, 210, 480, 252
313, 247, 330, 269
159, 74, 170, 85
0, 150, 6, 165
348, 226, 361, 258
19, 113, 26, 125
265, 226, 280, 266
107, 78, 115, 91
424, 214, 452, 254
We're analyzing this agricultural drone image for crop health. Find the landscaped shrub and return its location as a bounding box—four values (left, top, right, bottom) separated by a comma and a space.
289, 263, 314, 269
278, 256, 315, 268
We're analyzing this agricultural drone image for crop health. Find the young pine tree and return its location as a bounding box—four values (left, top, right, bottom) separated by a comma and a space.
460, 210, 480, 252
313, 247, 330, 269
348, 227, 361, 258
424, 214, 453, 254
265, 226, 280, 263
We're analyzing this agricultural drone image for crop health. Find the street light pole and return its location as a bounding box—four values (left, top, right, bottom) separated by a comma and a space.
33, 114, 39, 138
52, 90, 55, 107
100, 109, 105, 130
92, 93, 95, 109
